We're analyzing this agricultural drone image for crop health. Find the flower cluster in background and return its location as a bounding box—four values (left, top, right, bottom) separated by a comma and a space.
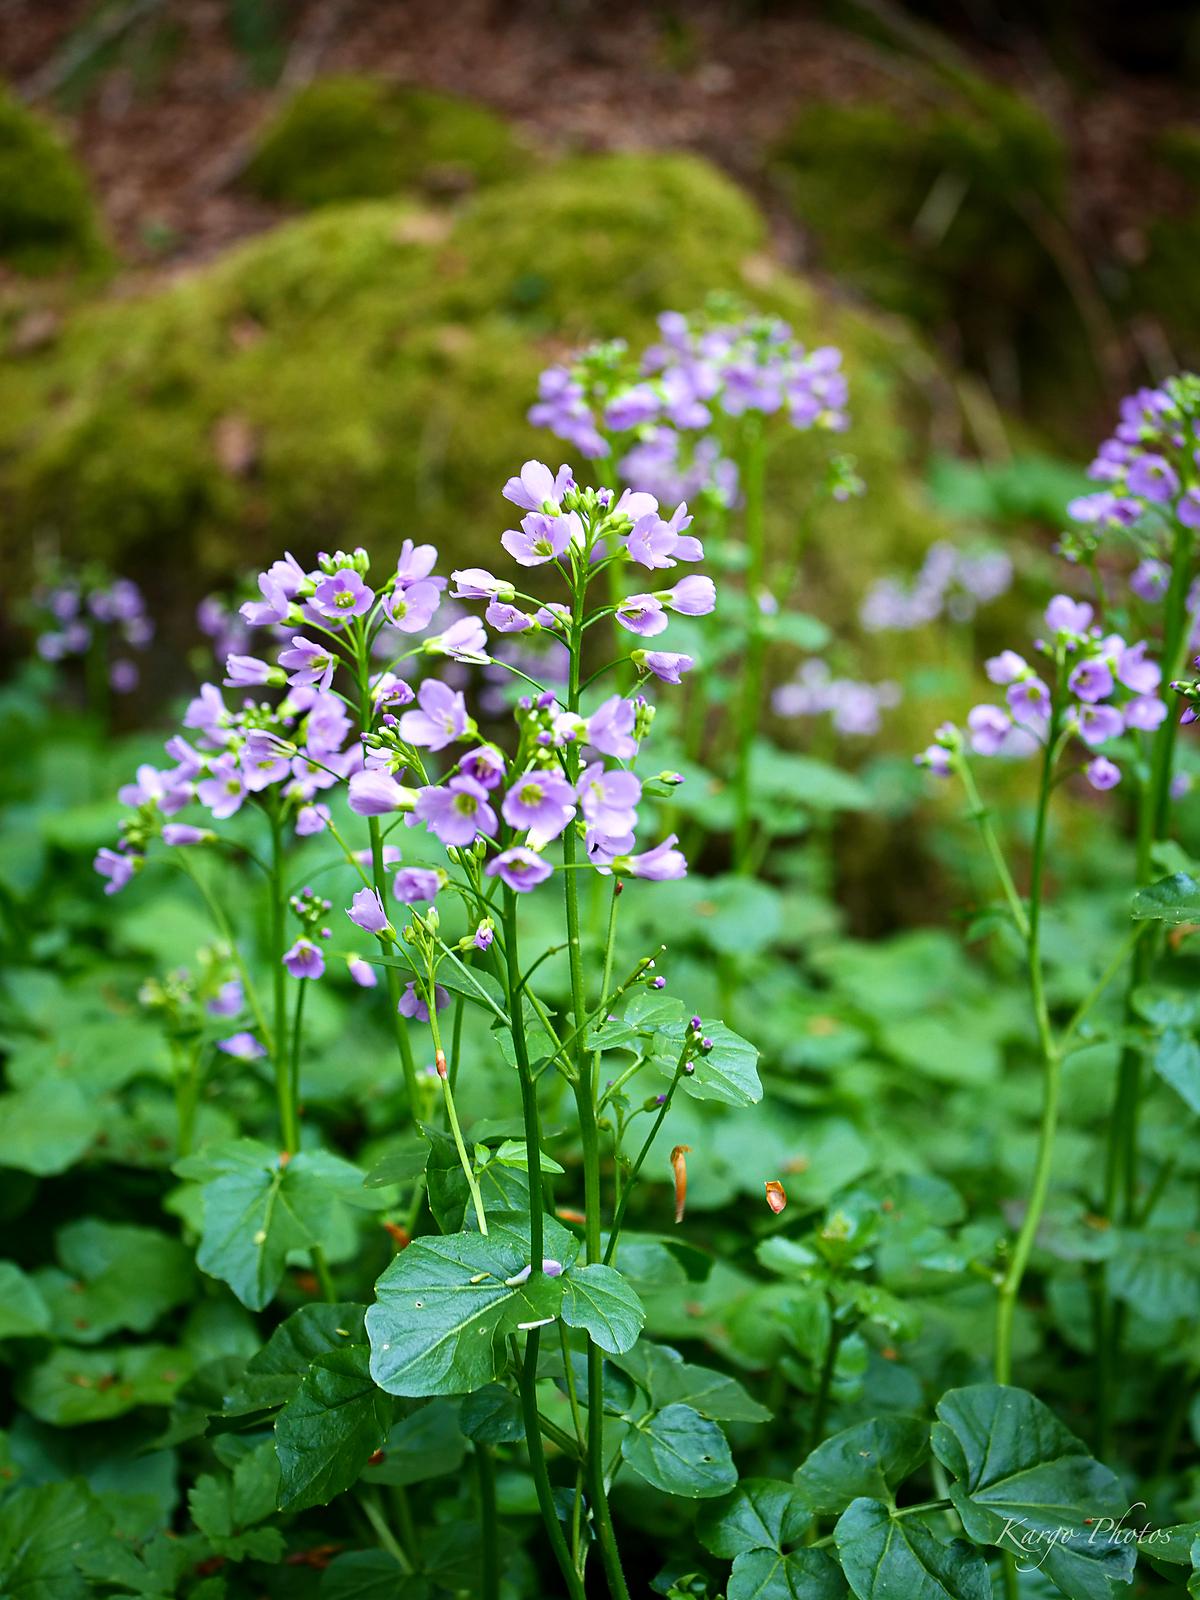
31, 570, 153, 693
773, 659, 901, 736
529, 304, 852, 506
859, 540, 1013, 633
917, 594, 1166, 791
1064, 374, 1200, 558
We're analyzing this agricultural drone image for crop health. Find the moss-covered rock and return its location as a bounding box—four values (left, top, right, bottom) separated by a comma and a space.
769, 82, 1099, 433
0, 150, 949, 629
243, 77, 530, 206
0, 86, 112, 276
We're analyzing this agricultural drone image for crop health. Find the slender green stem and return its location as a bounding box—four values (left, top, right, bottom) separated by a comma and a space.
357, 1488, 413, 1573
268, 810, 300, 1153
733, 420, 767, 872
603, 1041, 690, 1264
428, 987, 487, 1234
174, 1043, 202, 1157
994, 704, 1060, 1385
805, 1294, 843, 1454
518, 1331, 586, 1600
958, 758, 1029, 940
176, 855, 273, 1052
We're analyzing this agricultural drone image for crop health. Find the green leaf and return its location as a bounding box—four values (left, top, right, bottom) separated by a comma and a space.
620, 1402, 737, 1499
0, 1261, 51, 1340
698, 1478, 811, 1557
795, 1417, 929, 1515
34, 1219, 192, 1345
652, 1019, 762, 1107
729, 1547, 848, 1600
1151, 1030, 1200, 1114
189, 1440, 285, 1564
559, 1263, 645, 1354
275, 1345, 396, 1510
761, 611, 832, 651
224, 1302, 366, 1414
0, 1079, 100, 1176
932, 1383, 1136, 1599
0, 1481, 114, 1600
834, 1498, 991, 1600
1131, 873, 1200, 925
17, 1344, 193, 1425
362, 1144, 428, 1188
1108, 1228, 1200, 1320
611, 1341, 771, 1423
363, 1399, 467, 1487
459, 1383, 524, 1444
319, 1550, 431, 1599
749, 748, 870, 812
366, 1221, 572, 1397
177, 1140, 374, 1310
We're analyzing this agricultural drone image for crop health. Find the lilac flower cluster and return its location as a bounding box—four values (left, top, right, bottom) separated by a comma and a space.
859, 541, 1012, 633
529, 307, 851, 507
916, 595, 1166, 792
773, 660, 901, 737
98, 459, 712, 1008
1064, 374, 1200, 556
32, 572, 152, 693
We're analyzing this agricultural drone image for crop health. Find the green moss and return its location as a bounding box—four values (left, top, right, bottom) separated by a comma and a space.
243, 78, 529, 207
0, 87, 112, 276
769, 86, 1092, 432
0, 152, 948, 627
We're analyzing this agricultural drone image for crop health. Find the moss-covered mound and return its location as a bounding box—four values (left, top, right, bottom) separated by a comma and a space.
770, 83, 1098, 432
0, 87, 112, 276
0, 150, 946, 624
244, 77, 530, 206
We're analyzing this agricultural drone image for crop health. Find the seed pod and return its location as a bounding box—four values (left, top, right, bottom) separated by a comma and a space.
764, 1179, 787, 1215
670, 1144, 692, 1225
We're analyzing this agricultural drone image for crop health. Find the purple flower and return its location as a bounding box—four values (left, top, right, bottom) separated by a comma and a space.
485, 847, 553, 892
398, 982, 450, 1022
1006, 677, 1051, 724
473, 921, 494, 951
486, 599, 534, 633
967, 705, 1011, 756
295, 803, 331, 836
623, 835, 687, 881
1086, 756, 1122, 791
664, 575, 716, 616
625, 515, 682, 570
1179, 488, 1200, 529
502, 512, 575, 567
451, 568, 512, 600
415, 776, 498, 846
110, 660, 139, 693
460, 744, 506, 789
915, 745, 953, 776
311, 569, 374, 621
395, 539, 439, 588
224, 654, 281, 688
218, 1032, 267, 1060
208, 978, 243, 1018
163, 823, 211, 846
349, 769, 413, 816
240, 572, 291, 628
197, 755, 247, 819
284, 939, 325, 980
347, 887, 391, 935
393, 867, 442, 904
427, 616, 489, 662
1172, 773, 1193, 799
1124, 695, 1168, 731
1131, 559, 1170, 601
586, 696, 638, 759
578, 763, 641, 835
501, 768, 577, 841
1116, 642, 1161, 694
1076, 703, 1124, 747
94, 847, 139, 894
1044, 595, 1093, 635
383, 580, 440, 633
279, 637, 335, 691
399, 680, 471, 751
1127, 454, 1180, 504
502, 459, 574, 512
347, 955, 378, 988
1068, 658, 1114, 703
636, 650, 693, 684
615, 594, 668, 637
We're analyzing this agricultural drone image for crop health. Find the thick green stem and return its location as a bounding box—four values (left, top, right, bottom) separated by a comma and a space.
733, 421, 767, 873
476, 1443, 500, 1600
268, 811, 300, 1153
517, 1333, 586, 1600
994, 710, 1060, 1384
